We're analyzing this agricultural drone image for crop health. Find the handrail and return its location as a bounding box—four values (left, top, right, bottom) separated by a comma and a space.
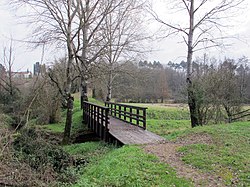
105, 102, 147, 129
83, 101, 109, 142
231, 109, 250, 122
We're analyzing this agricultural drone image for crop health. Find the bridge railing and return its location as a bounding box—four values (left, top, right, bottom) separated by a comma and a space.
83, 101, 109, 142
105, 102, 147, 129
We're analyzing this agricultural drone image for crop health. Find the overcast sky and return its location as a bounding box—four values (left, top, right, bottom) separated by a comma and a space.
1, 0, 250, 72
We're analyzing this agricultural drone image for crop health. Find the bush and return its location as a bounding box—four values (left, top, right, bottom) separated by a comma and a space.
0, 113, 14, 126
0, 113, 14, 153
13, 128, 73, 173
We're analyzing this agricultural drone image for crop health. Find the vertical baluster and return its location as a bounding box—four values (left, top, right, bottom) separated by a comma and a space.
143, 108, 146, 129
100, 108, 104, 140
136, 109, 140, 126
130, 108, 132, 124
87, 103, 90, 128
91, 104, 93, 130
124, 106, 126, 121
104, 108, 109, 142
97, 107, 100, 137
94, 105, 96, 133
119, 105, 121, 119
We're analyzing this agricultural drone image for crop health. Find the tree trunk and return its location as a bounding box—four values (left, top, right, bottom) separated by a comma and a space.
79, 1, 89, 109
92, 87, 96, 98
80, 78, 88, 109
187, 80, 199, 127
62, 94, 74, 144
106, 85, 112, 102
106, 73, 112, 102
187, 0, 199, 128
223, 104, 232, 123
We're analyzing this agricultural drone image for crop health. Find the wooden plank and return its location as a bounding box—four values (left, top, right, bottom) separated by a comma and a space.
109, 117, 165, 145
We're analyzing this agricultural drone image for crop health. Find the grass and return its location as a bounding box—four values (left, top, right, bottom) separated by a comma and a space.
147, 119, 191, 140
64, 142, 114, 163
128, 102, 192, 140
43, 122, 65, 133
177, 122, 250, 186
147, 107, 189, 120
71, 145, 192, 187
88, 97, 105, 106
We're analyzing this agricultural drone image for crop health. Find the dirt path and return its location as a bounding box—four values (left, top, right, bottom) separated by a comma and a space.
142, 135, 225, 187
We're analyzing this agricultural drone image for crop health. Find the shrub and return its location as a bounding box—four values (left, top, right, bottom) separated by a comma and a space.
13, 128, 73, 173
0, 113, 14, 126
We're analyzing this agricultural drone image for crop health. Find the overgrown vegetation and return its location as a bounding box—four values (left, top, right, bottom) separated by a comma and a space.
0, 116, 74, 186
13, 128, 72, 173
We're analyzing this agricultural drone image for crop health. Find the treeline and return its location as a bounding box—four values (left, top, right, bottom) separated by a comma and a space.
92, 56, 250, 103
91, 55, 250, 124
105, 60, 185, 103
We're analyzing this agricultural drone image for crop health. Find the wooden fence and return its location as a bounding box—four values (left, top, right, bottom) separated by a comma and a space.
231, 109, 250, 122
83, 101, 109, 142
105, 102, 147, 129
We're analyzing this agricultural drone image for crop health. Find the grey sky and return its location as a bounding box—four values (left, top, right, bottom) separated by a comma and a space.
1, 0, 250, 72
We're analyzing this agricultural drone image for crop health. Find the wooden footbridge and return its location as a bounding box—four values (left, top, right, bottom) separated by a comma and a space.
82, 101, 165, 145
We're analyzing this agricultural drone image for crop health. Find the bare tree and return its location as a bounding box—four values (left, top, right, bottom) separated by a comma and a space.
0, 40, 18, 101
73, 0, 128, 106
149, 0, 246, 127
98, 0, 147, 102
157, 69, 169, 103
236, 56, 249, 101
11, 0, 80, 144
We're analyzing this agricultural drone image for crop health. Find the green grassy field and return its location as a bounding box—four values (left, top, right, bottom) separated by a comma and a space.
63, 144, 191, 187
177, 122, 250, 186
142, 103, 191, 140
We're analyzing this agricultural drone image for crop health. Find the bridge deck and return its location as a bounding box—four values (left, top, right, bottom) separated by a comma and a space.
109, 117, 165, 145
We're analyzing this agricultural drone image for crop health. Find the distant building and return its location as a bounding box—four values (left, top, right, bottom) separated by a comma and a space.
11, 69, 32, 79
33, 62, 46, 76
34, 62, 40, 76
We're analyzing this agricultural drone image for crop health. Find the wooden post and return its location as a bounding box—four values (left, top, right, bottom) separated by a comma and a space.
130, 108, 132, 124
90, 104, 93, 129
110, 103, 113, 116
100, 108, 104, 140
119, 105, 121, 119
87, 103, 90, 128
124, 106, 126, 121
104, 108, 109, 142
93, 105, 96, 133
82, 102, 85, 123
143, 109, 146, 129
136, 109, 140, 126
97, 107, 100, 137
